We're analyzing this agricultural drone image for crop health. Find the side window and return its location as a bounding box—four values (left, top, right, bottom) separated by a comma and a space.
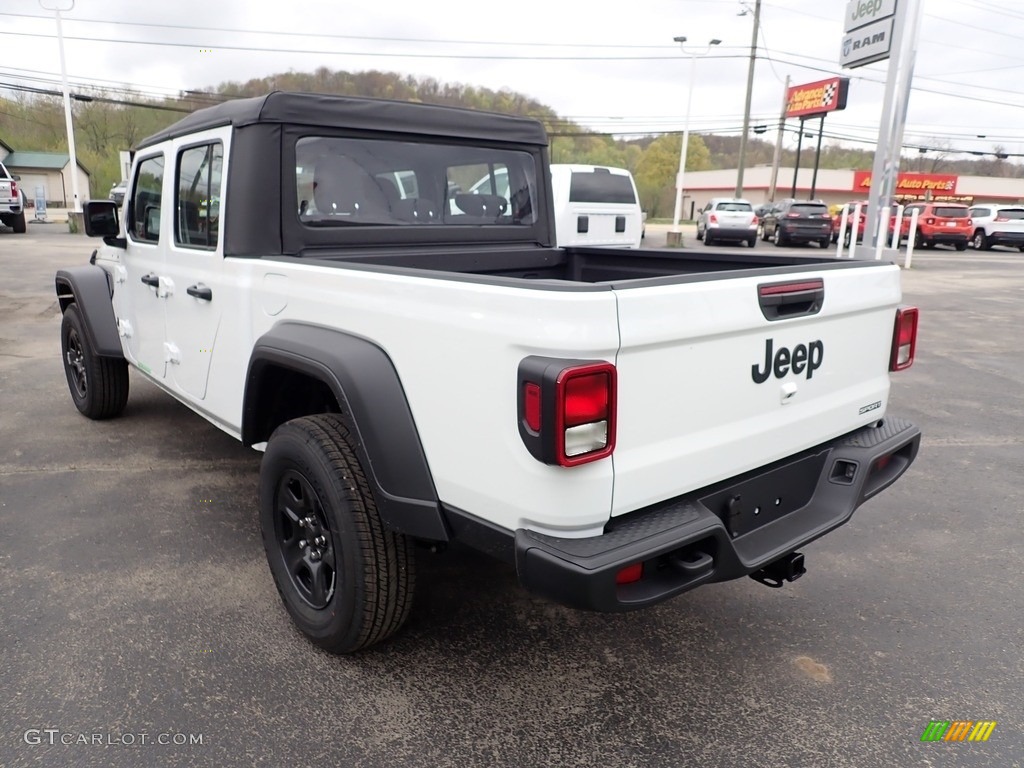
175, 143, 223, 249
129, 155, 164, 243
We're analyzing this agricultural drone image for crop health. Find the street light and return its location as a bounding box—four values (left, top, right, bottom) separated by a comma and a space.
669, 36, 721, 245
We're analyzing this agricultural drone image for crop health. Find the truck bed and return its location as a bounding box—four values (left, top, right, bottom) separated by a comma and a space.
277, 245, 877, 288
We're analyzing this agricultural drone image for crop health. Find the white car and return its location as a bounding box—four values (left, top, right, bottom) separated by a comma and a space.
549, 164, 643, 249
967, 204, 1024, 251
696, 198, 759, 247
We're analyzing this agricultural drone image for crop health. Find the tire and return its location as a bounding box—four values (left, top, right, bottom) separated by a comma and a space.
819, 238, 831, 249
760, 225, 770, 241
695, 226, 704, 241
747, 237, 757, 248
843, 230, 852, 247
60, 304, 129, 419
703, 231, 714, 246
773, 228, 786, 247
972, 231, 989, 250
12, 211, 26, 234
954, 241, 968, 252
1018, 246, 1024, 253
260, 414, 415, 654
914, 231, 926, 250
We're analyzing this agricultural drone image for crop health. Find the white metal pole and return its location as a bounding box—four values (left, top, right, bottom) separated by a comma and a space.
52, 4, 82, 213
890, 204, 904, 249
835, 206, 849, 259
767, 75, 790, 203
850, 202, 863, 259
904, 207, 919, 269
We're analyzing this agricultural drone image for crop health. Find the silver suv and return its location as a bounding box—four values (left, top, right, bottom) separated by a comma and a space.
967, 204, 1024, 251
696, 198, 758, 247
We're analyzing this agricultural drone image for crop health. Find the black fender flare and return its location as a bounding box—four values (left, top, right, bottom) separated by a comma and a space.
243, 322, 448, 541
54, 266, 124, 358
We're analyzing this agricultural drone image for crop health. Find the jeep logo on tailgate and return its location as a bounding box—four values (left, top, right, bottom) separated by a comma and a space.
751, 339, 824, 383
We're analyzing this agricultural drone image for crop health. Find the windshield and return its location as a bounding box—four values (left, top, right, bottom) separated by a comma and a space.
295, 136, 538, 226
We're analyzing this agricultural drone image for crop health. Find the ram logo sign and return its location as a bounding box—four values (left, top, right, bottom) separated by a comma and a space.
840, 16, 895, 68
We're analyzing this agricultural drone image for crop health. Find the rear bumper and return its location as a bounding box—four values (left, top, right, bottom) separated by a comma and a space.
920, 230, 969, 244
513, 416, 920, 612
988, 231, 1024, 246
780, 225, 832, 242
708, 226, 757, 240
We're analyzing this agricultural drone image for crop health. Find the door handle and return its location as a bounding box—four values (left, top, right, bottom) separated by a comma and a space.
187, 283, 213, 301
140, 273, 160, 287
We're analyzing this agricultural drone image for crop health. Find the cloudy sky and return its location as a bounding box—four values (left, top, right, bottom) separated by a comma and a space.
1, 0, 1022, 161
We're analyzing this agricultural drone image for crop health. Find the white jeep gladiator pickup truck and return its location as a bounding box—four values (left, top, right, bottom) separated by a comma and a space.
56, 92, 921, 653
0, 161, 28, 233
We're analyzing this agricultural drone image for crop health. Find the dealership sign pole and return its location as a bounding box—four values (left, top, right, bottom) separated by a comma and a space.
841, 0, 923, 255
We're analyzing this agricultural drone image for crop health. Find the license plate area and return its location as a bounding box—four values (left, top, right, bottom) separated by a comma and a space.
701, 451, 827, 538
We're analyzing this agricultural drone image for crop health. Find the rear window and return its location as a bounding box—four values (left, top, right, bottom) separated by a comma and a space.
997, 208, 1024, 220
715, 202, 752, 212
934, 206, 968, 218
790, 204, 829, 216
568, 171, 636, 204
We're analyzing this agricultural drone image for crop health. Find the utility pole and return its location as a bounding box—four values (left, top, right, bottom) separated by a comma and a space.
767, 75, 789, 202
734, 0, 761, 198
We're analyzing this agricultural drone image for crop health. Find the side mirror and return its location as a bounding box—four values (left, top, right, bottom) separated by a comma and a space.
83, 200, 120, 237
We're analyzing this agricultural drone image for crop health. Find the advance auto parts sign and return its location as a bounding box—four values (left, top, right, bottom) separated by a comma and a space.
853, 171, 958, 197
785, 77, 850, 119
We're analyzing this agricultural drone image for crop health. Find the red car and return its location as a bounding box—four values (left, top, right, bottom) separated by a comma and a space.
900, 202, 972, 250
831, 201, 868, 245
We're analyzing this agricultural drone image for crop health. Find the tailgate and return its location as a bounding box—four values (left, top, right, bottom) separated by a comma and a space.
610, 264, 902, 516
0, 180, 11, 201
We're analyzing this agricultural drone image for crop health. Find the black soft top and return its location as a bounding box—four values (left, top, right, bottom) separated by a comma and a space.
136, 91, 549, 149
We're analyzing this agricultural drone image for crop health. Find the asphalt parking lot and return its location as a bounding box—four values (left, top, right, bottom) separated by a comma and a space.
1, 222, 1022, 768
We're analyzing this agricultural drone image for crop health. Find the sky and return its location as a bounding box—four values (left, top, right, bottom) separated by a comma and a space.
1, 0, 1023, 162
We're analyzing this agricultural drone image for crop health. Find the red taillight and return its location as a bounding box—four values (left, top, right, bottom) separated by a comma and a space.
752, 215, 759, 225
10, 180, 17, 198
616, 562, 644, 585
890, 306, 918, 372
555, 364, 616, 466
709, 214, 718, 224
995, 216, 1009, 222
925, 217, 935, 225
518, 358, 616, 467
523, 382, 541, 432
787, 212, 800, 218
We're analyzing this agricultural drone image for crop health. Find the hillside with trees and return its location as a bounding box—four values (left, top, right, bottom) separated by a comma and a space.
1, 67, 1019, 213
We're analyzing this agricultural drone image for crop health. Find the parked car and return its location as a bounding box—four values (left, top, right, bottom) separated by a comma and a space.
900, 202, 971, 251
695, 198, 758, 247
831, 201, 868, 245
550, 164, 643, 249
967, 204, 1024, 251
108, 180, 127, 206
760, 200, 833, 247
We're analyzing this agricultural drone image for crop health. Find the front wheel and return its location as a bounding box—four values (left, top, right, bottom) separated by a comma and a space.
60, 304, 129, 419
260, 414, 415, 654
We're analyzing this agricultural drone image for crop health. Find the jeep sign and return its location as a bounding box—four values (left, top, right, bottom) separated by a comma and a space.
844, 0, 897, 33
840, 16, 895, 69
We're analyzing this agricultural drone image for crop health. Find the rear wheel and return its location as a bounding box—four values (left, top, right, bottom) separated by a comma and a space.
703, 231, 714, 246
695, 226, 704, 241
954, 241, 968, 251
773, 228, 786, 247
972, 231, 989, 250
60, 304, 129, 419
12, 211, 26, 233
819, 238, 831, 249
260, 414, 415, 654
747, 237, 757, 248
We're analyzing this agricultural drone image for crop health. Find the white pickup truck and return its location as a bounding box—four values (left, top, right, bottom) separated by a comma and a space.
0, 161, 28, 233
56, 92, 920, 653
